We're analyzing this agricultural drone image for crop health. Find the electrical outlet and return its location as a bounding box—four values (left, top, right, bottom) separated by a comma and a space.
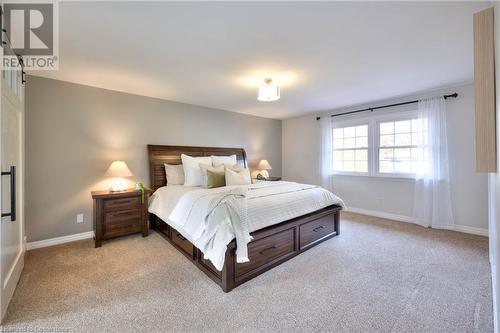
76, 213, 84, 223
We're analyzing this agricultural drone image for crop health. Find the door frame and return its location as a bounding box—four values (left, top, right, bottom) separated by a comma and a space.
0, 39, 26, 321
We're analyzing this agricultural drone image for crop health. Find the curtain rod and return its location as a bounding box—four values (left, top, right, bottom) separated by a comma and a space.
315, 93, 458, 120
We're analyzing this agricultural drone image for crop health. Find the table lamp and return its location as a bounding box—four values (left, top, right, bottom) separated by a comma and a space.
257, 159, 272, 180
105, 160, 133, 192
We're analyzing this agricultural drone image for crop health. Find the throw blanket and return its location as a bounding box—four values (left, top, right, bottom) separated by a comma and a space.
198, 187, 253, 264
169, 186, 252, 270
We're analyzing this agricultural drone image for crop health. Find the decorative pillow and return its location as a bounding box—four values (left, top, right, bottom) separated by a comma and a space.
224, 163, 245, 172
181, 154, 212, 186
206, 169, 226, 189
199, 163, 225, 187
211, 155, 237, 167
225, 167, 252, 186
164, 163, 185, 185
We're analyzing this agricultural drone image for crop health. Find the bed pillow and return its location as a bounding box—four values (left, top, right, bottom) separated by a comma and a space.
199, 164, 225, 187
181, 154, 212, 186
225, 167, 252, 186
164, 163, 185, 185
206, 169, 226, 189
224, 163, 244, 172
211, 155, 237, 167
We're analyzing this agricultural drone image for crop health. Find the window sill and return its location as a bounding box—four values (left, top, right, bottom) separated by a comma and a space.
332, 173, 415, 182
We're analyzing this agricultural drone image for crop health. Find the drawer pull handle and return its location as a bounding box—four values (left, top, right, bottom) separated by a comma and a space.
259, 246, 277, 256
313, 226, 324, 232
176, 233, 187, 241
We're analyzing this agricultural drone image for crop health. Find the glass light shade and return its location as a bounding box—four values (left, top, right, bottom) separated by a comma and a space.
257, 159, 272, 170
258, 79, 280, 102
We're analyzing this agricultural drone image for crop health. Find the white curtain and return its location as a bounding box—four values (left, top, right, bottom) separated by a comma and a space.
413, 97, 454, 228
319, 116, 333, 190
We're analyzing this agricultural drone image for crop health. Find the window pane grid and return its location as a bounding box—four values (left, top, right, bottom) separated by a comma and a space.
333, 124, 369, 173
378, 119, 426, 174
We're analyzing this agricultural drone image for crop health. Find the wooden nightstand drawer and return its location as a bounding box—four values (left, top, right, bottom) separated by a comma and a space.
104, 218, 142, 238
104, 196, 141, 211
105, 208, 141, 223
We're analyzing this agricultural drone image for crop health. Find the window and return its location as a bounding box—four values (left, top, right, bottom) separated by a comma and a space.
333, 124, 369, 173
332, 112, 426, 178
378, 118, 427, 175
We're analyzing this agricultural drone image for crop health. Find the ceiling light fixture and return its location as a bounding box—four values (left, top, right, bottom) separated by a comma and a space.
258, 78, 280, 102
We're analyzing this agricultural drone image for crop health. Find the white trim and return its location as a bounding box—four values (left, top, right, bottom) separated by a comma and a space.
1, 250, 24, 321
452, 225, 489, 237
345, 207, 488, 236
332, 173, 415, 183
332, 111, 423, 179
345, 207, 414, 223
27, 231, 94, 250
3, 250, 23, 290
493, 263, 499, 333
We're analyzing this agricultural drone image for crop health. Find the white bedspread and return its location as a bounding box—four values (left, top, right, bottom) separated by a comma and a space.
148, 181, 344, 270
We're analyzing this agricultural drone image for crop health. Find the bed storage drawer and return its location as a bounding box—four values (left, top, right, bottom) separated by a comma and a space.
171, 228, 195, 258
235, 228, 295, 277
299, 215, 336, 250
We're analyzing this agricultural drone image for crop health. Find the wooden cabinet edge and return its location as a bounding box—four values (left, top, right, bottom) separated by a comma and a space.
474, 7, 497, 173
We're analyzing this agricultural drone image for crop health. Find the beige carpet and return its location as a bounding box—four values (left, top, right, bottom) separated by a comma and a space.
2, 213, 493, 332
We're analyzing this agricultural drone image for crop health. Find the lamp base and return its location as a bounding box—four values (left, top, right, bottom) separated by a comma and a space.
109, 188, 127, 192
257, 170, 270, 180
109, 179, 128, 192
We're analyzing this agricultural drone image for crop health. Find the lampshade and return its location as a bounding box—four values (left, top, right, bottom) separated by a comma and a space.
105, 161, 133, 178
257, 159, 272, 170
257, 78, 280, 102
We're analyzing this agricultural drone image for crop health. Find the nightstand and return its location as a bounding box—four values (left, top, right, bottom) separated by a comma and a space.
91, 189, 149, 248
253, 177, 282, 182
265, 177, 282, 181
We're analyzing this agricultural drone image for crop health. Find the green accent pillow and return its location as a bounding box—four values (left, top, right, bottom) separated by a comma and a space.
206, 169, 226, 188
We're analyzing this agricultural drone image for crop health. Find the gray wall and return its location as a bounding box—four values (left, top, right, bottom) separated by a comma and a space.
283, 83, 489, 231
26, 76, 282, 242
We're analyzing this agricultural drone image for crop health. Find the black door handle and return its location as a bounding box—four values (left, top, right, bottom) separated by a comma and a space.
1, 166, 16, 222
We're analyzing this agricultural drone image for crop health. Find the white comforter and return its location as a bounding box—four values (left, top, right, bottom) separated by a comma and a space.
148, 181, 344, 270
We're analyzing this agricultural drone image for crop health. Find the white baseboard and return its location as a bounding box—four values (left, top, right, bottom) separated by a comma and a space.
452, 225, 489, 237
345, 207, 414, 223
27, 231, 94, 250
345, 207, 489, 237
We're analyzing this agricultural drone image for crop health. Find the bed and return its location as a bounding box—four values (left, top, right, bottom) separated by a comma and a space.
147, 144, 343, 292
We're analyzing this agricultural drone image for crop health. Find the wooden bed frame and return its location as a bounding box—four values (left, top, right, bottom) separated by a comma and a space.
148, 144, 342, 292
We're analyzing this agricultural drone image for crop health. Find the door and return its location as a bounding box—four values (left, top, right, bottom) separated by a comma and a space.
0, 36, 25, 320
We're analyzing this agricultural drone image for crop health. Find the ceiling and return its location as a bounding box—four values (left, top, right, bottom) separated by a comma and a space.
31, 1, 490, 119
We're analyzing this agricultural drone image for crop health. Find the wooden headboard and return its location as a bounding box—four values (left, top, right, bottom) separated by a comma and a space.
148, 144, 248, 191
